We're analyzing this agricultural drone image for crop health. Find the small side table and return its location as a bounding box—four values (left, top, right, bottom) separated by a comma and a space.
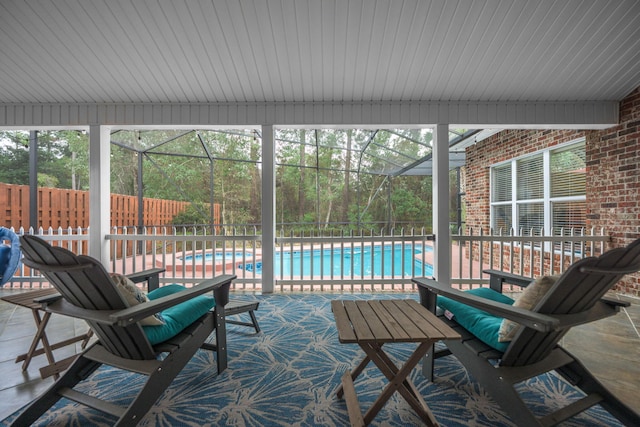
1, 289, 92, 379
0, 269, 164, 379
225, 300, 260, 333
332, 299, 460, 427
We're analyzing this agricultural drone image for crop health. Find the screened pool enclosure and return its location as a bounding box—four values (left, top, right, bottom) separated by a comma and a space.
108, 127, 478, 233
9, 127, 488, 291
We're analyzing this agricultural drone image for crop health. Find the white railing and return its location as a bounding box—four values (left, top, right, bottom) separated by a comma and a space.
274, 229, 434, 292
450, 227, 610, 289
107, 225, 262, 290
4, 225, 610, 292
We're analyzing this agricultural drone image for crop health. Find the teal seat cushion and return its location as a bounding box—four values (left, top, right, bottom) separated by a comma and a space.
437, 287, 514, 352
143, 284, 216, 345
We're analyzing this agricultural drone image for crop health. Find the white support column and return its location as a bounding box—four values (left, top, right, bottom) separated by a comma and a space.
89, 125, 111, 267
261, 125, 275, 294
433, 124, 451, 285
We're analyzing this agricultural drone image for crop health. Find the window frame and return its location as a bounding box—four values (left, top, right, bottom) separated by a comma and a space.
489, 138, 586, 237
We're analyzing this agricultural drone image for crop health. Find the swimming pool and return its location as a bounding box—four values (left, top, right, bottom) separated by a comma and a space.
241, 244, 432, 278
181, 251, 253, 262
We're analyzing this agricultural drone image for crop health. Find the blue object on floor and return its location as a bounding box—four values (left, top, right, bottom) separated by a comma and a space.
0, 227, 21, 286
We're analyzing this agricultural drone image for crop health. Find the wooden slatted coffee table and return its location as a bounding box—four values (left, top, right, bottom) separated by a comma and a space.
332, 299, 460, 427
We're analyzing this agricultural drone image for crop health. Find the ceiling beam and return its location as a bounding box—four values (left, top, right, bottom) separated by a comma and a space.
0, 100, 618, 129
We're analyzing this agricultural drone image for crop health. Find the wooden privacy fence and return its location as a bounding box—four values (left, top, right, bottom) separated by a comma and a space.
0, 183, 207, 229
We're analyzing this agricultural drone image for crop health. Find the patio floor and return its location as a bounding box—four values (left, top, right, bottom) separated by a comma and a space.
0, 289, 638, 424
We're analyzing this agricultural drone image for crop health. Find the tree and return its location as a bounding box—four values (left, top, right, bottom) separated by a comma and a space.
0, 130, 89, 189
0, 131, 30, 184
62, 131, 89, 190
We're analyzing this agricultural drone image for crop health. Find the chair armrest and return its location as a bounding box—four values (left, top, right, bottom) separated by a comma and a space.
412, 277, 559, 332
38, 299, 121, 323
40, 274, 235, 327
554, 299, 628, 328
483, 269, 532, 292
600, 296, 630, 308
109, 274, 234, 326
126, 268, 165, 291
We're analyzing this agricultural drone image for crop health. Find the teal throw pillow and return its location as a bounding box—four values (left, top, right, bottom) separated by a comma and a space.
143, 284, 216, 345
437, 287, 514, 352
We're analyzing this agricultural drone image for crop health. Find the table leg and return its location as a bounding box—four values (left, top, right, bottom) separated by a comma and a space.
369, 343, 425, 403
81, 329, 93, 348
336, 355, 371, 398
17, 310, 93, 380
20, 310, 55, 372
360, 341, 439, 427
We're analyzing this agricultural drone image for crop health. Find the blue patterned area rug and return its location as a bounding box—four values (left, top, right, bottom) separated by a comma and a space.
4, 293, 621, 426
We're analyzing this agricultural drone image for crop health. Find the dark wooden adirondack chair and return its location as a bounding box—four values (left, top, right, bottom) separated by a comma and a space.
12, 235, 235, 427
413, 238, 640, 427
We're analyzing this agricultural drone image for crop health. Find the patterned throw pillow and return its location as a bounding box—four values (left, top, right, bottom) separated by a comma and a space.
497, 274, 559, 342
110, 273, 165, 326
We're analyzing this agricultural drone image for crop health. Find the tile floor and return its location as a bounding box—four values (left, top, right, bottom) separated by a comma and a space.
0, 289, 638, 423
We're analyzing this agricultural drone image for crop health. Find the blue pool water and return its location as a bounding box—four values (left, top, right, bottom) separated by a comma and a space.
181, 251, 251, 262
242, 244, 432, 277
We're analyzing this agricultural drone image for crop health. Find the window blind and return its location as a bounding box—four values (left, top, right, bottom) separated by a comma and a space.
492, 164, 511, 202
552, 201, 586, 234
517, 155, 543, 200
551, 143, 586, 198
492, 205, 512, 232
518, 202, 544, 234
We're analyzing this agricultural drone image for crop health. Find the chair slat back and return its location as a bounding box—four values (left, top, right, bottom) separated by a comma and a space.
502, 238, 640, 366
20, 235, 156, 360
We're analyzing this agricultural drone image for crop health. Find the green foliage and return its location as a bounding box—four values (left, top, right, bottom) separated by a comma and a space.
2, 128, 440, 232
170, 203, 212, 226
60, 130, 89, 190
0, 131, 30, 184
0, 130, 89, 189
110, 144, 138, 195
37, 174, 59, 188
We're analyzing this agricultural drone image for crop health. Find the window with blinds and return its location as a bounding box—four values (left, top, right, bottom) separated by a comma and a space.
517, 155, 543, 200
551, 142, 586, 198
552, 201, 586, 232
491, 164, 513, 232
492, 205, 512, 232
518, 202, 544, 235
492, 164, 511, 203
490, 139, 585, 237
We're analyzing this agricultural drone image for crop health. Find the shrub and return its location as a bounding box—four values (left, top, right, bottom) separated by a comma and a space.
171, 203, 211, 226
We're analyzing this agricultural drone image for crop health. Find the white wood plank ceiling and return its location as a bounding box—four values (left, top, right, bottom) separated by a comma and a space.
1, 0, 639, 107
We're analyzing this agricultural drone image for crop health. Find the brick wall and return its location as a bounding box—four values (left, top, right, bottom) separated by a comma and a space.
584, 87, 640, 294
465, 129, 585, 231
465, 87, 640, 295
